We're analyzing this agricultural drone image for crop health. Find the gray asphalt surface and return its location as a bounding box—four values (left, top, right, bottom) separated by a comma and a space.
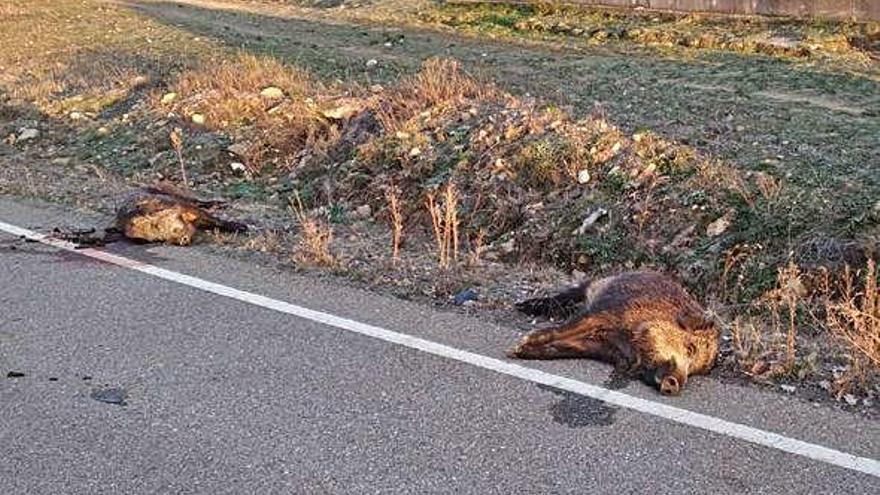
1, 197, 879, 494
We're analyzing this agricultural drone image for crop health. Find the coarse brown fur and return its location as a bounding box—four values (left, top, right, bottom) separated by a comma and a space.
115, 183, 247, 245
508, 271, 719, 395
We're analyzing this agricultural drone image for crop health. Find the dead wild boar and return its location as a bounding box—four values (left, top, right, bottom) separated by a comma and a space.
115, 183, 247, 245
508, 271, 718, 395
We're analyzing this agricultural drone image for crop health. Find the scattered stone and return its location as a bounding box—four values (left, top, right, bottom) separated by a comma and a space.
365, 59, 378, 69
369, 84, 385, 93
17, 128, 39, 142
322, 104, 359, 120
227, 142, 249, 157
818, 380, 831, 391
408, 147, 421, 157
6, 371, 25, 378
572, 208, 608, 236
51, 157, 72, 166
354, 204, 372, 219
706, 215, 731, 237
453, 288, 478, 306
780, 384, 796, 393
260, 86, 285, 99
131, 75, 149, 87
69, 111, 84, 121
577, 169, 591, 184
191, 113, 205, 125
843, 394, 858, 406
160, 92, 177, 104
97, 126, 110, 136
500, 237, 516, 254
230, 162, 246, 173
90, 387, 128, 406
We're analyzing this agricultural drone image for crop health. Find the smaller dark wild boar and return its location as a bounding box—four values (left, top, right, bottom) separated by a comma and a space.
115, 183, 247, 245
508, 271, 718, 395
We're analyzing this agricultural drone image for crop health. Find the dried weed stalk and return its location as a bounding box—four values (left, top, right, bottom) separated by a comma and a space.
425, 183, 460, 269
169, 129, 188, 189
825, 259, 879, 391
290, 192, 335, 267
386, 186, 404, 261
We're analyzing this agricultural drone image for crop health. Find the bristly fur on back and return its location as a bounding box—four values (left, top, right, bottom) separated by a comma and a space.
508, 271, 718, 396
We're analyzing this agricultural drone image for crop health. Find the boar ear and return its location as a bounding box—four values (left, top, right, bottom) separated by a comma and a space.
677, 311, 714, 331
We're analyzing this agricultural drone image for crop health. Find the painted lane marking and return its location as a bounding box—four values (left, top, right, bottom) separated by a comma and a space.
1, 218, 878, 479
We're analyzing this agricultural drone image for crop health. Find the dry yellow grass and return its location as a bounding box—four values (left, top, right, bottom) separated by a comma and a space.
825, 259, 880, 393
161, 53, 341, 172
425, 183, 461, 269
385, 186, 404, 261
290, 193, 336, 267
375, 58, 495, 132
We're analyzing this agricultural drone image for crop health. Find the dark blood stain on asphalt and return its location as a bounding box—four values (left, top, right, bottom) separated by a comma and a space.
82, 375, 92, 381
48, 377, 59, 382
537, 384, 617, 427
91, 387, 128, 406
6, 371, 25, 378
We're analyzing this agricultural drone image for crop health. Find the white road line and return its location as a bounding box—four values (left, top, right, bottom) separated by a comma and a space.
2, 219, 879, 479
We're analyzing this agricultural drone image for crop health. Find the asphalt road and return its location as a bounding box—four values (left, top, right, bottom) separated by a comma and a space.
1, 197, 879, 494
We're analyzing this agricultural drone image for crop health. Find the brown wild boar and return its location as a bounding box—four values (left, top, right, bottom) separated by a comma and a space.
508, 271, 718, 395
115, 183, 247, 245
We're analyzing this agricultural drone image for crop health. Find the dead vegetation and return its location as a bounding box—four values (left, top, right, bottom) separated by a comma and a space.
385, 185, 404, 261
290, 192, 337, 267
425, 183, 461, 269
825, 260, 880, 395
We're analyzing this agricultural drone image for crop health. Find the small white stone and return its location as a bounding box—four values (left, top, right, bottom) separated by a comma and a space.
322, 104, 359, 120
161, 92, 177, 104
69, 111, 84, 121
17, 128, 38, 142
230, 162, 246, 173
260, 87, 284, 99
354, 204, 372, 219
706, 216, 731, 237
780, 385, 796, 393
365, 59, 378, 69
191, 113, 205, 125
577, 169, 591, 184
500, 237, 516, 254
408, 147, 421, 157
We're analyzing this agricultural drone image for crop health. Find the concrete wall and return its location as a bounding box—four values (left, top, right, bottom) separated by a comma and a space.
451, 1, 880, 21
